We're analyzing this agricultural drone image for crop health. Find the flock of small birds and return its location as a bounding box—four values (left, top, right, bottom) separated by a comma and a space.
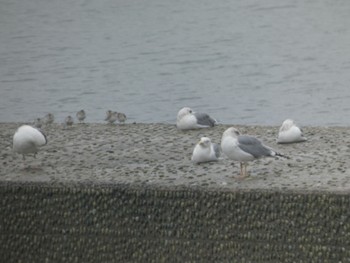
12, 106, 307, 178
12, 108, 127, 162
104, 110, 127, 124
32, 109, 127, 129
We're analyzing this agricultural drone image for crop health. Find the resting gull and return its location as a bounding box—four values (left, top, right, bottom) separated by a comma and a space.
176, 107, 217, 130
221, 127, 286, 178
13, 125, 47, 160
191, 137, 221, 164
277, 119, 307, 144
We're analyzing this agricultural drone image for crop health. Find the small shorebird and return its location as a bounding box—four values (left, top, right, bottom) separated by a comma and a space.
117, 112, 127, 124
44, 113, 54, 125
13, 125, 48, 161
191, 137, 221, 164
76, 109, 86, 123
105, 110, 118, 124
34, 118, 43, 128
64, 115, 74, 128
277, 119, 307, 144
176, 107, 217, 130
221, 127, 286, 178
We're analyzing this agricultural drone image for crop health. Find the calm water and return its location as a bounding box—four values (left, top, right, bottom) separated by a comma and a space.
1, 0, 350, 125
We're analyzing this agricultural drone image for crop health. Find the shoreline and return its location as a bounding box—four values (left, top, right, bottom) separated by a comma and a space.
1, 123, 349, 192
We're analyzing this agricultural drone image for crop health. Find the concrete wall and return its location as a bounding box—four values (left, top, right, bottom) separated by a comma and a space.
1, 182, 350, 262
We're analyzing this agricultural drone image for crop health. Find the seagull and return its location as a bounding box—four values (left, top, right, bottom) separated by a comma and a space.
176, 107, 217, 130
64, 116, 74, 128
44, 113, 54, 125
191, 137, 221, 164
277, 119, 307, 144
76, 109, 86, 123
105, 110, 118, 124
221, 127, 286, 178
13, 125, 47, 160
117, 112, 127, 124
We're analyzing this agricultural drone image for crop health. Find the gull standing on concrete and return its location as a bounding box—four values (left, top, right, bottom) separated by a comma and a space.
13, 125, 47, 160
191, 137, 221, 164
176, 107, 217, 130
76, 109, 86, 123
221, 127, 285, 178
277, 119, 307, 144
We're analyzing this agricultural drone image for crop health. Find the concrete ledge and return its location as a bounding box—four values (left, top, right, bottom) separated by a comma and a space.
1, 123, 350, 261
1, 123, 350, 191
1, 181, 350, 262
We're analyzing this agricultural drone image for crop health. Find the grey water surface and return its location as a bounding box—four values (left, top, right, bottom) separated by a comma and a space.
1, 0, 350, 125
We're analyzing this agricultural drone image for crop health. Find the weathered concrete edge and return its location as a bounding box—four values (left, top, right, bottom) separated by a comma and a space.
1, 180, 350, 195
2, 180, 350, 262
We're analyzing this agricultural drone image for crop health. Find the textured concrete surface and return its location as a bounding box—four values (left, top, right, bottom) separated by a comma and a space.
1, 122, 350, 191
1, 123, 350, 261
1, 182, 350, 262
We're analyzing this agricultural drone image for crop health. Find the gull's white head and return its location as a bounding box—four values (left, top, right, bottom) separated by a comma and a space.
222, 127, 240, 139
177, 107, 194, 121
198, 137, 211, 148
280, 119, 296, 132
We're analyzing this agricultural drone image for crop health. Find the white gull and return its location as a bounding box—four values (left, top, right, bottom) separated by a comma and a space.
221, 127, 286, 178
191, 137, 221, 164
13, 125, 47, 160
176, 107, 217, 130
277, 119, 307, 144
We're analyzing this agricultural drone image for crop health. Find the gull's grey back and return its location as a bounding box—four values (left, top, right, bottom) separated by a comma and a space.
194, 113, 216, 127
237, 135, 272, 158
213, 143, 221, 158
